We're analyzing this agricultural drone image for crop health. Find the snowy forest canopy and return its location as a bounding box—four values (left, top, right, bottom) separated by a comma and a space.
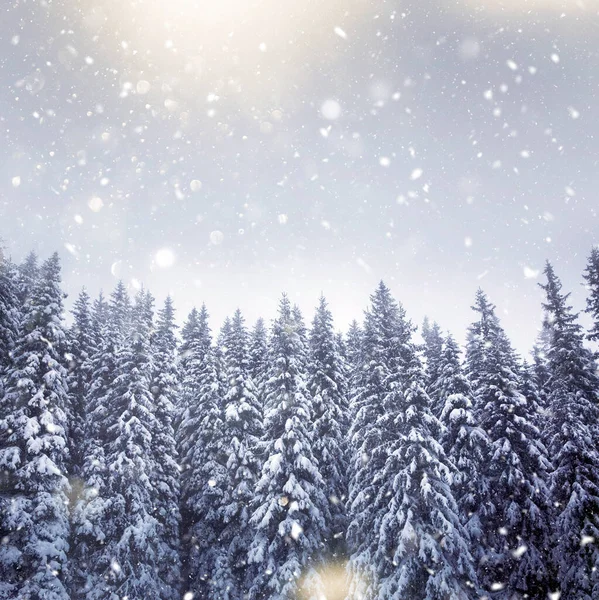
2, 246, 599, 600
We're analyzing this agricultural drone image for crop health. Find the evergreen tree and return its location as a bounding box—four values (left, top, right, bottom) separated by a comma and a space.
91, 288, 170, 598
70, 282, 132, 599
345, 320, 362, 374
248, 295, 328, 600
66, 289, 94, 476
375, 344, 478, 599
212, 309, 263, 599
436, 334, 493, 574
0, 253, 71, 600
540, 262, 599, 599
248, 318, 269, 417
73, 286, 175, 598
0, 250, 20, 394
583, 246, 599, 344
16, 251, 39, 306
178, 304, 226, 599
465, 289, 552, 598
530, 336, 551, 409
421, 317, 445, 413
90, 291, 108, 347
307, 296, 349, 560
215, 317, 232, 385
150, 296, 182, 599
347, 281, 412, 598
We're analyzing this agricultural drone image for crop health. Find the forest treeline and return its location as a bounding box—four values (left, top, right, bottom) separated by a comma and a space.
2, 247, 599, 600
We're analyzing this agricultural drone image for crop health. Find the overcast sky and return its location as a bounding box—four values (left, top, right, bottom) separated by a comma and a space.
1, 0, 598, 352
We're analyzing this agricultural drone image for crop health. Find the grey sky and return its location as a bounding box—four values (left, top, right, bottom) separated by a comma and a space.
1, 0, 598, 351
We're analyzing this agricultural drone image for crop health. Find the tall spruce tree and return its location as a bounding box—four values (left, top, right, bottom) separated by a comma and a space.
345, 320, 362, 373
248, 318, 269, 421
465, 289, 551, 598
90, 288, 172, 599
530, 336, 551, 409
70, 282, 132, 599
16, 251, 39, 306
375, 339, 478, 599
150, 296, 182, 599
307, 296, 349, 560
0, 251, 20, 395
177, 304, 227, 599
66, 289, 94, 476
0, 253, 71, 600
583, 246, 599, 344
248, 295, 328, 600
540, 262, 599, 599
436, 334, 493, 575
421, 317, 445, 414
212, 309, 263, 599
346, 281, 412, 598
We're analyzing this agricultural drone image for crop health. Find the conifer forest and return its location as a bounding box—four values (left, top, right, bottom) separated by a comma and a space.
2, 248, 599, 599
2, 0, 598, 598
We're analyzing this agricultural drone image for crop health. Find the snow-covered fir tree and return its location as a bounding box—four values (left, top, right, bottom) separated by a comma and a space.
540, 262, 599, 600
375, 338, 478, 599
0, 252, 71, 600
150, 296, 182, 599
97, 288, 172, 598
215, 316, 232, 385
0, 250, 20, 393
73, 285, 175, 598
421, 317, 445, 414
345, 319, 362, 374
70, 282, 130, 599
248, 318, 269, 412
66, 289, 94, 476
248, 295, 329, 600
583, 246, 599, 344
212, 309, 263, 599
466, 289, 552, 598
530, 335, 551, 409
347, 281, 413, 598
436, 334, 493, 576
177, 304, 227, 599
15, 251, 39, 306
307, 296, 349, 560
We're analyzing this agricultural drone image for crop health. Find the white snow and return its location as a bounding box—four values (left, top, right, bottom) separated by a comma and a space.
155, 248, 176, 269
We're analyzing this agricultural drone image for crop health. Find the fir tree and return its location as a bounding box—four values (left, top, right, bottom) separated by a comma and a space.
530, 335, 551, 409
0, 253, 71, 600
248, 318, 269, 414
16, 251, 39, 306
583, 246, 599, 344
90, 291, 108, 348
248, 295, 328, 600
70, 282, 132, 599
92, 288, 170, 599
436, 334, 493, 576
307, 296, 349, 560
375, 345, 478, 599
0, 250, 20, 394
466, 289, 552, 598
347, 281, 412, 598
178, 304, 226, 599
421, 317, 445, 413
150, 296, 182, 599
540, 262, 599, 600
212, 309, 263, 599
345, 320, 362, 374
66, 289, 94, 476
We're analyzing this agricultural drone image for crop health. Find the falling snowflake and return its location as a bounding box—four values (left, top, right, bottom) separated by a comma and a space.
209, 230, 224, 245
155, 248, 176, 269
321, 99, 341, 120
